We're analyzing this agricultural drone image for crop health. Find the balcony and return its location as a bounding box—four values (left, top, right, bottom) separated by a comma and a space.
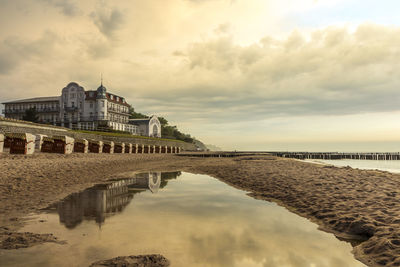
3, 109, 25, 114
107, 106, 129, 115
78, 115, 128, 124
37, 107, 60, 112
3, 107, 60, 114
64, 107, 78, 112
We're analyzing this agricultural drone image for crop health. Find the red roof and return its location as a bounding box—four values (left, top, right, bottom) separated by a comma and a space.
84, 91, 131, 107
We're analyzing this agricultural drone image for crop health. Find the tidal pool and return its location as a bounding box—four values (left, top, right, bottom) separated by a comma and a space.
0, 172, 366, 267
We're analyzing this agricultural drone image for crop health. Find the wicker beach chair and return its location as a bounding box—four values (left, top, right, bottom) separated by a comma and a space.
41, 136, 55, 153
0, 133, 4, 153
89, 140, 103, 153
103, 140, 114, 153
143, 145, 150, 153
53, 135, 75, 154
114, 142, 125, 153
6, 132, 35, 154
137, 145, 144, 154
124, 143, 132, 154
74, 139, 88, 153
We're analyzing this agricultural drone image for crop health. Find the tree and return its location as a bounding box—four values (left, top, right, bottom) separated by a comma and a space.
128, 108, 195, 143
158, 117, 168, 126
22, 107, 39, 123
129, 107, 148, 119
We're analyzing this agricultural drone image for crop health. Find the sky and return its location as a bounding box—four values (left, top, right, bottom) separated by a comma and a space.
1, 0, 400, 151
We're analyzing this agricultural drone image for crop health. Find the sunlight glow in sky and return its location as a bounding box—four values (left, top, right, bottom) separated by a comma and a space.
1, 0, 400, 151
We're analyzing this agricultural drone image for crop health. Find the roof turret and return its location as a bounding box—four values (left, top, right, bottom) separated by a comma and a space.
96, 79, 107, 99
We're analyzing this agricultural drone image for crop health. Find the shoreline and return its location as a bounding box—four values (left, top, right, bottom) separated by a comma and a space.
1, 153, 400, 266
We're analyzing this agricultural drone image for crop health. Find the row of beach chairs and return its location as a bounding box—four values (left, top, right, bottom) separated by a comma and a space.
0, 133, 182, 155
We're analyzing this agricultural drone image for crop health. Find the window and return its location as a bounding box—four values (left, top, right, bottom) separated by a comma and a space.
71, 93, 75, 98
71, 101, 75, 107
102, 101, 105, 107
79, 102, 82, 108
90, 103, 93, 108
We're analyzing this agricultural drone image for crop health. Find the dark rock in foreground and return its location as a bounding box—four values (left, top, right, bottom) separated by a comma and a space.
89, 254, 170, 267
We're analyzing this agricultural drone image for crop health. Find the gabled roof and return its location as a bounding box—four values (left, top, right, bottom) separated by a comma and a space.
2, 96, 60, 104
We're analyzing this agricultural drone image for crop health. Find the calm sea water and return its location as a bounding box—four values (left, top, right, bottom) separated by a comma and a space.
305, 159, 400, 173
0, 172, 365, 267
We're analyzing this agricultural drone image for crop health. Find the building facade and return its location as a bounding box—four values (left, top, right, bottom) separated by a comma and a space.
129, 115, 161, 138
2, 82, 154, 136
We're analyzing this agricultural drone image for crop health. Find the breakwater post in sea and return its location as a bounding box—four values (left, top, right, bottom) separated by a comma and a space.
269, 152, 400, 160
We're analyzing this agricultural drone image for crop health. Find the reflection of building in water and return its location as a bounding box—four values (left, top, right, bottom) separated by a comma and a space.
130, 172, 161, 193
160, 171, 182, 188
56, 172, 168, 228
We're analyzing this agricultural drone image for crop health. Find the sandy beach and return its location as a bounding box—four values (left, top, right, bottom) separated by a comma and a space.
1, 153, 400, 266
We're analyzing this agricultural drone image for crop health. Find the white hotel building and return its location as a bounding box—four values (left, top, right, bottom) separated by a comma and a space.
2, 82, 162, 137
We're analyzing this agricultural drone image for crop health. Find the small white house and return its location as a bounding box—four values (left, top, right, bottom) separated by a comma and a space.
128, 115, 161, 138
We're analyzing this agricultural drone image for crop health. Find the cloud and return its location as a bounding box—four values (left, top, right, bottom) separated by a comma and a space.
90, 7, 124, 39
0, 31, 60, 75
1, 0, 400, 148
214, 23, 232, 35
148, 23, 400, 123
40, 0, 80, 16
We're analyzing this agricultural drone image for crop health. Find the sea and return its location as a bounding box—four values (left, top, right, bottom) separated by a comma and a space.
304, 159, 400, 173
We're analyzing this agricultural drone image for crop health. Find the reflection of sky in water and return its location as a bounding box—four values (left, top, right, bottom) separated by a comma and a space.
0, 173, 366, 267
306, 159, 400, 173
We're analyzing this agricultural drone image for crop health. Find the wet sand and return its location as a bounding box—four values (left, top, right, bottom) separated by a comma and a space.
1, 153, 400, 266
